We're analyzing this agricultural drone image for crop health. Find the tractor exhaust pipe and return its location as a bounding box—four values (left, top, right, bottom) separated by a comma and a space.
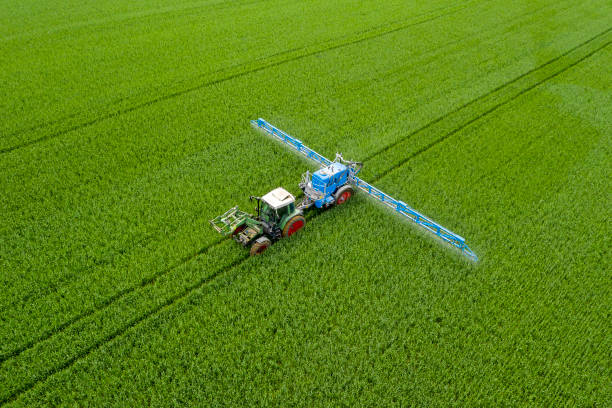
249, 195, 261, 219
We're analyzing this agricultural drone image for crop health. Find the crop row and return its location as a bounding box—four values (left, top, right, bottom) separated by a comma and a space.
3, 28, 609, 402
2, 0, 610, 369
0, 0, 453, 150
2, 0, 608, 361
7, 51, 610, 403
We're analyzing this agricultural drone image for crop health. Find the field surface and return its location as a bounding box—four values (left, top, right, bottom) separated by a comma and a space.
1, 0, 610, 406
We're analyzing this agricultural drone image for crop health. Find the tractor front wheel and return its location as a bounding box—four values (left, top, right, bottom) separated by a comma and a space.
334, 185, 354, 205
250, 237, 271, 256
282, 215, 306, 237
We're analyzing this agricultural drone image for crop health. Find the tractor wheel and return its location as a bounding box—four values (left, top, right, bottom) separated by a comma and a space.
250, 237, 271, 256
334, 185, 354, 205
282, 215, 306, 237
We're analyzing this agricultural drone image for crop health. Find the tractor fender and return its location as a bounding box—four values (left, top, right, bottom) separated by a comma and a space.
282, 215, 306, 237
250, 236, 271, 256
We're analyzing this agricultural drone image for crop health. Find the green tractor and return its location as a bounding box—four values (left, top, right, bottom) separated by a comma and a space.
210, 187, 306, 255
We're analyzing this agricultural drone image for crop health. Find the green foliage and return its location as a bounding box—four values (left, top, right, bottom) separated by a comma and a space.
1, 0, 610, 406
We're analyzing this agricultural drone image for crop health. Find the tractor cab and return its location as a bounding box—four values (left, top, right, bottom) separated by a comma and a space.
251, 187, 305, 244
259, 187, 296, 224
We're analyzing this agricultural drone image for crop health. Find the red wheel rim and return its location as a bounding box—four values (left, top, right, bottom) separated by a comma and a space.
287, 219, 304, 236
256, 244, 268, 254
337, 191, 351, 204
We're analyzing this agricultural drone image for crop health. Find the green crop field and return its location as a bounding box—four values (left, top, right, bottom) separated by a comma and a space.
1, 0, 610, 405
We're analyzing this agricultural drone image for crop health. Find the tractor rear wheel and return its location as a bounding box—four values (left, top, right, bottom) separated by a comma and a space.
334, 185, 354, 205
282, 215, 306, 237
250, 237, 271, 256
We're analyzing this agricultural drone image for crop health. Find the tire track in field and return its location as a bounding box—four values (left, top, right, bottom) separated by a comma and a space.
2, 112, 81, 141
2, 24, 610, 403
1, 197, 215, 317
338, 52, 610, 388
2, 1, 465, 142
0, 0, 492, 352
0, 189, 316, 365
0, 253, 249, 406
2, 20, 609, 408
0, 0, 525, 325
293, 0, 576, 150
0, 3, 471, 155
361, 26, 612, 165
0, 1, 474, 319
0, 232, 157, 315
315, 33, 612, 394
0, 196, 326, 406
0, 237, 223, 364
372, 35, 611, 182
168, 1, 469, 91
25, 83, 591, 407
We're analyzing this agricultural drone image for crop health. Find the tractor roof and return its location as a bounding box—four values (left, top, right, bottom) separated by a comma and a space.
262, 187, 295, 209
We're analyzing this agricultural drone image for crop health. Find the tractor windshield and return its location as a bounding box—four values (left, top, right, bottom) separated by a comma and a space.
261, 202, 277, 223
276, 204, 289, 219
